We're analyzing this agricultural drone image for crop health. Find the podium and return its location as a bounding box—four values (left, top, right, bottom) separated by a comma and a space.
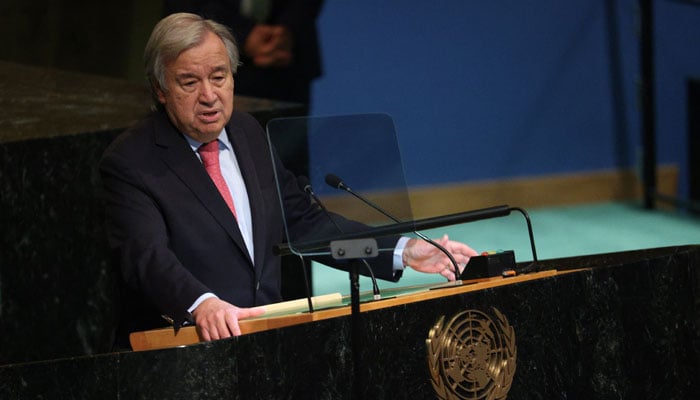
2, 245, 699, 399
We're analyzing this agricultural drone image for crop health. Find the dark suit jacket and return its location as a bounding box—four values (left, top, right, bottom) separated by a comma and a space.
100, 110, 399, 345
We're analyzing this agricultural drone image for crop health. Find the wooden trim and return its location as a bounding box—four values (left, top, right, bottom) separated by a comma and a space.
129, 270, 565, 351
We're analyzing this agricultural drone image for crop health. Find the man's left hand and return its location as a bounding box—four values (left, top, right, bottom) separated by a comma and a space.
402, 235, 477, 281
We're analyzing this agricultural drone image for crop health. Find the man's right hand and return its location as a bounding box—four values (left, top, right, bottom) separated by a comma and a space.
191, 297, 266, 341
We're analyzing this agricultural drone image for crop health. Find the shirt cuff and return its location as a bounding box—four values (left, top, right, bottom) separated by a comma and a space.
393, 236, 411, 271
188, 292, 218, 313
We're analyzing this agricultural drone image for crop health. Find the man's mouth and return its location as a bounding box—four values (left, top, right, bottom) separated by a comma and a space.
199, 110, 220, 122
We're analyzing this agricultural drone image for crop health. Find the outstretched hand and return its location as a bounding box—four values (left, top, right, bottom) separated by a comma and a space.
192, 297, 266, 341
402, 235, 478, 281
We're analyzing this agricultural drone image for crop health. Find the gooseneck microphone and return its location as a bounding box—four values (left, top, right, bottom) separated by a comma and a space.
298, 176, 382, 299
324, 173, 461, 278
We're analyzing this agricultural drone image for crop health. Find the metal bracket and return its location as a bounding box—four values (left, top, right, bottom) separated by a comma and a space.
330, 238, 378, 260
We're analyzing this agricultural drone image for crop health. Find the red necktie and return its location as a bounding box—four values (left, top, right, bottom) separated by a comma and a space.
198, 140, 237, 218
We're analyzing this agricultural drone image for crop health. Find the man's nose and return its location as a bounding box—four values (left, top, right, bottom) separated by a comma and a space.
198, 81, 217, 104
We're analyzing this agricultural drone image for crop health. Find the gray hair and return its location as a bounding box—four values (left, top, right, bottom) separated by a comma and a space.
144, 12, 239, 97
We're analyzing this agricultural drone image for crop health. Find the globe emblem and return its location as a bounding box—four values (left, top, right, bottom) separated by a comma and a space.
427, 308, 516, 400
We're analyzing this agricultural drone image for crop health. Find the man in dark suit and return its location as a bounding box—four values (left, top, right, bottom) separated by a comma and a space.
100, 13, 476, 346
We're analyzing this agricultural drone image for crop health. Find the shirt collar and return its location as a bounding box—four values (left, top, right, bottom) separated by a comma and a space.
184, 128, 231, 152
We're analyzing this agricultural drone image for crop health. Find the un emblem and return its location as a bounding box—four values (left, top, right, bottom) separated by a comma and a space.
426, 308, 517, 399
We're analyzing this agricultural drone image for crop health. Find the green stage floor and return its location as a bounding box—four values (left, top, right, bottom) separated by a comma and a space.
311, 201, 700, 296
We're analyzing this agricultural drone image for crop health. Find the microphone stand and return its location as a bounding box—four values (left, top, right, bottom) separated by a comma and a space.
301, 177, 382, 299
328, 238, 379, 399
349, 259, 362, 400
298, 176, 380, 398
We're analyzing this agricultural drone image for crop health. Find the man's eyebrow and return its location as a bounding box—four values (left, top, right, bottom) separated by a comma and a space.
174, 72, 198, 80
211, 65, 229, 74
173, 65, 229, 80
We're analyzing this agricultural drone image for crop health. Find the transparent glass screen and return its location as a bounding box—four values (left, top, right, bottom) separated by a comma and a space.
266, 113, 415, 256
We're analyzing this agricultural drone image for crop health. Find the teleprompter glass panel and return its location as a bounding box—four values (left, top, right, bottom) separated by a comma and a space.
266, 114, 415, 257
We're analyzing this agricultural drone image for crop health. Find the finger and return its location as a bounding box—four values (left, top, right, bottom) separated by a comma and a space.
442, 265, 456, 281
451, 253, 472, 266
270, 25, 287, 36
454, 244, 476, 260
199, 326, 212, 342
438, 262, 451, 280
452, 242, 479, 258
226, 307, 265, 337
225, 312, 241, 336
457, 262, 467, 274
448, 264, 458, 281
214, 314, 232, 339
247, 306, 266, 318
460, 246, 478, 258
206, 324, 220, 341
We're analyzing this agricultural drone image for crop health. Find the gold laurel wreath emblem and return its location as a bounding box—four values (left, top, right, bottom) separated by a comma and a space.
426, 308, 517, 400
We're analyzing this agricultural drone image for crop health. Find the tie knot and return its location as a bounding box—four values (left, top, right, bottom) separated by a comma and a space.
198, 140, 220, 167
199, 140, 219, 154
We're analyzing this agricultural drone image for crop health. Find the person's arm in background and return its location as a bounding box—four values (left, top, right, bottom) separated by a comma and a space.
168, 0, 323, 68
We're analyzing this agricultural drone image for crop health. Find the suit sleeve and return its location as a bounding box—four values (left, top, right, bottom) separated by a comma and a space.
100, 144, 210, 326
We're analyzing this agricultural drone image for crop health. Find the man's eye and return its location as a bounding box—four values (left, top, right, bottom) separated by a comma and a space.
179, 81, 197, 92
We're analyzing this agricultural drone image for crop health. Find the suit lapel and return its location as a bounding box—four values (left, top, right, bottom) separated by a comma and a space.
152, 113, 253, 265
226, 121, 268, 273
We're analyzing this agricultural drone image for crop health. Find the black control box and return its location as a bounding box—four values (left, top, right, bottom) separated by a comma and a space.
460, 250, 516, 280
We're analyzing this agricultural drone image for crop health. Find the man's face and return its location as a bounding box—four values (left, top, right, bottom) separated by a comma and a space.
157, 31, 234, 143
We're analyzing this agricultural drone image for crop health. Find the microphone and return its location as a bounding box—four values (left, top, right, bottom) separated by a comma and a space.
300, 176, 342, 232
324, 173, 462, 279
298, 176, 382, 300
324, 174, 347, 190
